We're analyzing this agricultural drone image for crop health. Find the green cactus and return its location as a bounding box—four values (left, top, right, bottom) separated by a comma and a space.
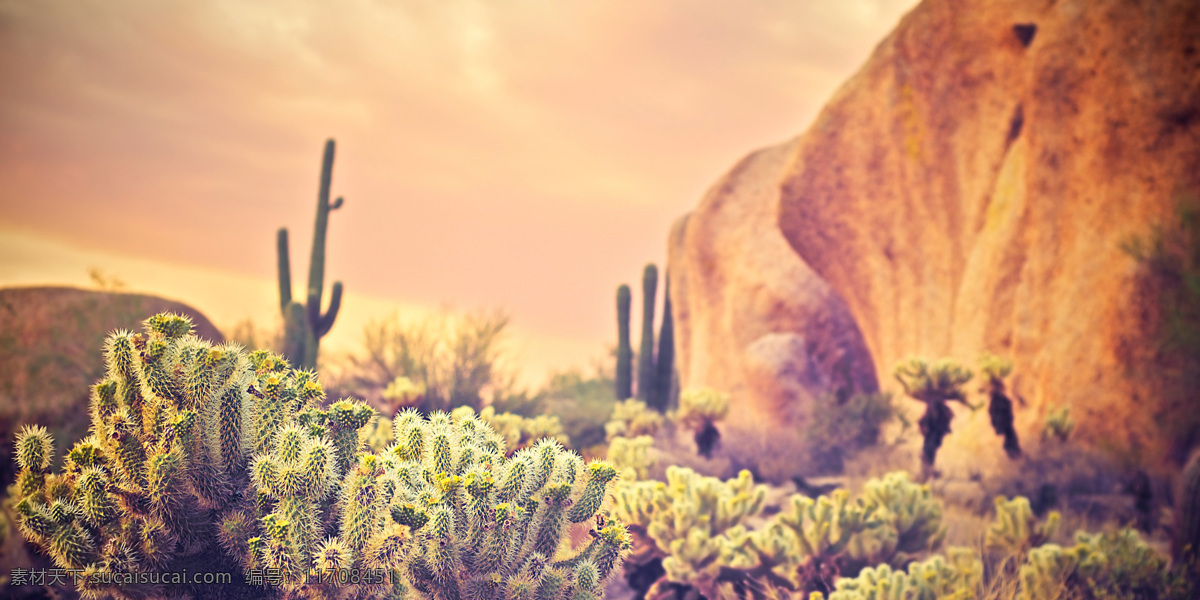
676, 387, 730, 458
277, 138, 345, 370
616, 284, 634, 401
1016, 528, 1191, 600
815, 547, 982, 600
1042, 405, 1074, 442
979, 353, 1021, 458
12, 312, 631, 600
638, 264, 658, 405
984, 496, 1060, 560
654, 274, 676, 411
893, 358, 974, 477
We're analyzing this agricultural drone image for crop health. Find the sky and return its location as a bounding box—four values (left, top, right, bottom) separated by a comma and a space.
0, 0, 920, 388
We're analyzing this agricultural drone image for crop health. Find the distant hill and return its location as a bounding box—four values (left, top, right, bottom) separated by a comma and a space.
0, 286, 224, 487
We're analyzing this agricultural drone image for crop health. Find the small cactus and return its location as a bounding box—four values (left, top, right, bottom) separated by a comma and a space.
676, 387, 730, 458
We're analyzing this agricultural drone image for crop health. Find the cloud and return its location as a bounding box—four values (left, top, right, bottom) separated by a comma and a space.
0, 0, 919, 353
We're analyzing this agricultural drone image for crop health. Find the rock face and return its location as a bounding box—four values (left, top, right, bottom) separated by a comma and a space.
669, 0, 1199, 481
0, 286, 224, 485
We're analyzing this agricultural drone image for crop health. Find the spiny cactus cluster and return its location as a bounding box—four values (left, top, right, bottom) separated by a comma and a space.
614, 264, 676, 410
12, 313, 631, 600
894, 358, 974, 474
277, 138, 345, 370
675, 387, 730, 458
812, 548, 982, 600
1017, 529, 1191, 600
611, 468, 945, 599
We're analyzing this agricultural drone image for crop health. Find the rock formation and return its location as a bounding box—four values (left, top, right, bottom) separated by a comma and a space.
669, 0, 1200, 482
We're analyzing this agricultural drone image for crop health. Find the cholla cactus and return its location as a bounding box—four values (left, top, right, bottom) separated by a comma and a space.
893, 358, 973, 477
843, 472, 946, 572
474, 405, 571, 455
1017, 529, 1192, 600
815, 547, 982, 600
606, 435, 655, 481
984, 496, 1060, 560
978, 353, 1020, 458
675, 388, 731, 458
12, 312, 630, 600
1042, 405, 1073, 442
605, 399, 664, 442
615, 470, 949, 599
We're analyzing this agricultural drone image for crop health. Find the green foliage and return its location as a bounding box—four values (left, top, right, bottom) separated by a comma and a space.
616, 285, 633, 402
893, 358, 974, 471
12, 312, 632, 600
527, 367, 618, 454
614, 469, 947, 599
1017, 529, 1192, 600
984, 496, 1060, 560
1043, 405, 1074, 442
330, 308, 519, 414
893, 358, 973, 403
805, 393, 895, 474
277, 138, 345, 371
676, 388, 730, 432
638, 265, 658, 406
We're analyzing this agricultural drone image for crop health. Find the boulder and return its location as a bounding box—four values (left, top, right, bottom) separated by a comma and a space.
0, 286, 224, 485
670, 0, 1200, 482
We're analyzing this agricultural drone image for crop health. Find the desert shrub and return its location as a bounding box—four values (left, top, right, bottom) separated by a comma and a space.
528, 367, 619, 454
325, 308, 523, 414
806, 392, 895, 474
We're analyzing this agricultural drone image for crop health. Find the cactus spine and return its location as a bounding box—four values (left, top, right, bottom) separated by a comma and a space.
278, 138, 345, 370
616, 284, 633, 401
637, 264, 657, 405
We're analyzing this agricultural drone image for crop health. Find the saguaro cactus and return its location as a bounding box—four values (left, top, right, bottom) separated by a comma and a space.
1176, 449, 1200, 569
654, 274, 676, 411
616, 285, 633, 401
278, 138, 345, 370
637, 264, 657, 404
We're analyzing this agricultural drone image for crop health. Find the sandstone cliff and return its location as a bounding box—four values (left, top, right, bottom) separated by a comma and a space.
669, 0, 1199, 482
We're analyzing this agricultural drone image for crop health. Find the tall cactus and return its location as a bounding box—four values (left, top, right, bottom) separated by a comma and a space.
616, 285, 633, 401
637, 264, 657, 404
278, 138, 345, 370
654, 273, 675, 411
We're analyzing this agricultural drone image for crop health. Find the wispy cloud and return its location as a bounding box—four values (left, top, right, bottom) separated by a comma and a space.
0, 0, 918, 369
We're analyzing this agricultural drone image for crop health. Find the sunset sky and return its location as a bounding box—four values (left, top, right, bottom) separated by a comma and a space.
0, 0, 919, 387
